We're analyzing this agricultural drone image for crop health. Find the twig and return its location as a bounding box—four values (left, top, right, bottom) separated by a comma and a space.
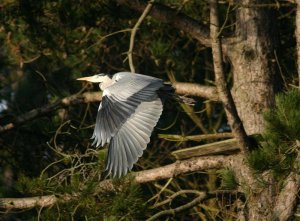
146, 192, 207, 221
117, 0, 211, 47
87, 28, 132, 50
128, 0, 154, 72
209, 0, 250, 153
147, 178, 173, 203
151, 189, 205, 208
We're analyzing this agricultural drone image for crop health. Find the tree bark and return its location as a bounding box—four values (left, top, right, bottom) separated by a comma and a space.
228, 1, 279, 220
297, 0, 300, 87
228, 0, 278, 135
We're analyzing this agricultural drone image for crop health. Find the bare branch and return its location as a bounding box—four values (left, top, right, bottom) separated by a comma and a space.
171, 138, 239, 160
159, 132, 233, 142
146, 192, 207, 221
134, 154, 228, 183
128, 0, 154, 72
173, 82, 219, 101
209, 0, 250, 153
151, 189, 205, 209
0, 195, 59, 209
0, 82, 218, 134
117, 0, 211, 47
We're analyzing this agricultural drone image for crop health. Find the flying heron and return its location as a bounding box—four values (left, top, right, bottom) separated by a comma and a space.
77, 72, 174, 178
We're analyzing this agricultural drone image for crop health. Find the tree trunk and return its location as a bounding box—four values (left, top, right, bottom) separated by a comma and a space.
228, 0, 278, 135
296, 0, 300, 87
228, 1, 279, 220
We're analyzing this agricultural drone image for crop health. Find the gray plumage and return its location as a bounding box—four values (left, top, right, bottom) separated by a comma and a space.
77, 72, 167, 178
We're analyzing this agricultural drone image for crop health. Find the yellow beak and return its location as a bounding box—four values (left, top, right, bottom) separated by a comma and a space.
77, 76, 94, 81
77, 75, 103, 83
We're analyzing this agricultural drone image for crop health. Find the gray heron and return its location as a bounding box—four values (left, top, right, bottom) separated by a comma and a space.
77, 72, 173, 178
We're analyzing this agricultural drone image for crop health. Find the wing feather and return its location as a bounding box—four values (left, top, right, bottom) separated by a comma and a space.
105, 97, 163, 178
92, 73, 163, 147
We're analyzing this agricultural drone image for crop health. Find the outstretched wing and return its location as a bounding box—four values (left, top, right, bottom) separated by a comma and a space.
105, 96, 163, 178
91, 73, 163, 147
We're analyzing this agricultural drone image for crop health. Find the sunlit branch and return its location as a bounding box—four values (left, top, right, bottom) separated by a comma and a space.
0, 154, 236, 209
0, 82, 218, 133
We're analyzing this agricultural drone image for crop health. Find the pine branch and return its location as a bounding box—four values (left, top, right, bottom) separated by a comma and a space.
0, 154, 236, 209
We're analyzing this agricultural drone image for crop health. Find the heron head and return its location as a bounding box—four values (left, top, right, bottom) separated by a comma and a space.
77, 73, 109, 83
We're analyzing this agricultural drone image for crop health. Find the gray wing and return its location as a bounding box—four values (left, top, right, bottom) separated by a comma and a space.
91, 73, 163, 147
105, 96, 163, 178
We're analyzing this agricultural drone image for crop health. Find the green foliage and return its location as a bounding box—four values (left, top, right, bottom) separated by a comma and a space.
218, 168, 238, 190
15, 174, 51, 195
53, 181, 146, 221
248, 89, 300, 177
15, 170, 147, 220
106, 181, 147, 220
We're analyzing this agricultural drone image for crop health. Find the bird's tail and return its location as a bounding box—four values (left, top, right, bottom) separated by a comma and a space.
158, 83, 195, 105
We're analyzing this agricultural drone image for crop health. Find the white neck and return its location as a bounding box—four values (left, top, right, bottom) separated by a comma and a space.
99, 75, 113, 90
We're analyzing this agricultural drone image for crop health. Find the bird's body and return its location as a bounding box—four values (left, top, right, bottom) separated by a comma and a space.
77, 72, 170, 178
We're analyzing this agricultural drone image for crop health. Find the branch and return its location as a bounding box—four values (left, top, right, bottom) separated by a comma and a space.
146, 192, 207, 221
273, 172, 300, 221
159, 132, 233, 142
117, 0, 211, 47
209, 0, 250, 153
0, 195, 63, 209
128, 0, 154, 72
0, 82, 218, 134
171, 138, 239, 160
273, 151, 300, 220
173, 82, 219, 101
0, 154, 235, 209
134, 154, 228, 183
0, 92, 101, 134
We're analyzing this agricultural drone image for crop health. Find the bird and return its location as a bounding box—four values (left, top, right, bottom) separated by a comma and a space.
77, 72, 174, 178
